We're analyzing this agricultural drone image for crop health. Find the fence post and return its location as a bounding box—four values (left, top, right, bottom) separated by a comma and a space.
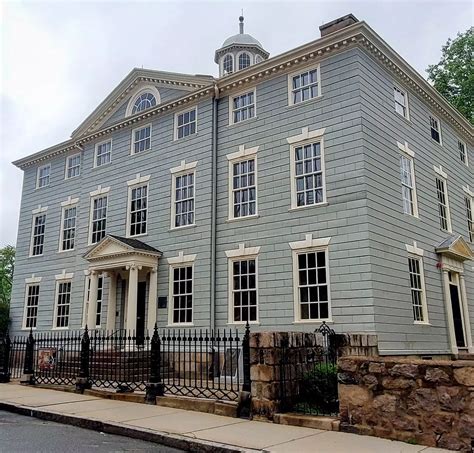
0, 331, 11, 383
145, 324, 164, 404
20, 328, 35, 384
76, 327, 91, 393
238, 321, 251, 417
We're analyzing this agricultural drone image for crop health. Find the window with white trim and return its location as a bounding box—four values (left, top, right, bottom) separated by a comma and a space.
132, 125, 151, 154
132, 92, 156, 114
23, 284, 40, 329
238, 52, 250, 70
90, 195, 107, 244
170, 265, 193, 324
408, 256, 427, 322
231, 158, 257, 218
436, 177, 451, 231
128, 184, 148, 236
290, 67, 320, 105
231, 90, 255, 124
230, 258, 258, 323
55, 281, 71, 328
458, 140, 468, 166
66, 154, 81, 179
176, 108, 196, 139
60, 206, 77, 251
172, 172, 194, 228
95, 140, 111, 167
465, 196, 473, 242
295, 249, 330, 320
37, 164, 51, 188
400, 155, 417, 216
30, 214, 46, 256
223, 54, 233, 74
394, 86, 408, 119
292, 141, 325, 208
430, 115, 442, 144
83, 276, 103, 327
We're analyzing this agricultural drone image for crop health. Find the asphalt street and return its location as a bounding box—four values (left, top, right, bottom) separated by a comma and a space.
0, 410, 184, 453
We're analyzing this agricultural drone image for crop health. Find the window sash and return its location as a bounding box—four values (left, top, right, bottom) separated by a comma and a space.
25, 284, 40, 329
129, 184, 148, 236
408, 257, 425, 322
294, 142, 324, 207
66, 155, 81, 179
394, 87, 407, 117
177, 109, 196, 139
400, 156, 415, 215
171, 265, 193, 324
174, 172, 194, 227
37, 165, 50, 188
132, 93, 156, 114
61, 206, 77, 251
31, 214, 46, 256
232, 159, 256, 218
84, 276, 103, 327
238, 53, 250, 70
292, 69, 319, 104
430, 116, 441, 143
91, 196, 107, 244
458, 141, 467, 164
436, 178, 449, 231
223, 55, 233, 74
96, 141, 111, 166
466, 197, 474, 242
231, 259, 257, 322
232, 92, 255, 123
133, 126, 151, 154
55, 281, 71, 328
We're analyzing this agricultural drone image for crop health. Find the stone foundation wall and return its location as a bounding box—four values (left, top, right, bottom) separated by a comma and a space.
338, 356, 474, 451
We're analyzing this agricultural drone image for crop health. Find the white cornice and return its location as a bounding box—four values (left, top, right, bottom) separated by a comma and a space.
89, 185, 110, 197
55, 269, 74, 280
397, 141, 415, 158
167, 251, 197, 264
170, 160, 198, 174
406, 241, 424, 257
60, 196, 79, 207
25, 274, 42, 284
463, 185, 474, 198
127, 173, 151, 186
225, 243, 261, 258
287, 127, 326, 144
289, 234, 331, 250
32, 204, 48, 215
226, 145, 259, 161
433, 164, 448, 180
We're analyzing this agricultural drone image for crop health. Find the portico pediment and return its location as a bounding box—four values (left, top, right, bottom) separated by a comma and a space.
436, 235, 473, 262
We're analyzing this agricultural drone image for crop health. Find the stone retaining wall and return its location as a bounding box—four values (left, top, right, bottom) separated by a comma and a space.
338, 356, 474, 451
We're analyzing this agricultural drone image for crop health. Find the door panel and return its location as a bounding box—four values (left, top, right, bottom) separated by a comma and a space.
449, 284, 466, 348
136, 282, 146, 344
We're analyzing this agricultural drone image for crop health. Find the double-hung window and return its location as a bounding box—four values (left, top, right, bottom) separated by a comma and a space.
30, 213, 46, 256
131, 124, 151, 154
66, 153, 81, 179
83, 276, 103, 328
23, 284, 40, 329
458, 140, 468, 166
430, 115, 442, 144
230, 90, 255, 124
175, 108, 197, 139
435, 176, 451, 232
231, 159, 257, 219
394, 86, 409, 119
408, 255, 428, 323
230, 258, 258, 323
37, 164, 51, 188
95, 140, 112, 167
60, 205, 77, 251
55, 280, 71, 328
290, 67, 320, 105
400, 154, 418, 216
172, 172, 195, 228
465, 196, 474, 242
169, 265, 193, 325
90, 195, 108, 244
128, 184, 148, 236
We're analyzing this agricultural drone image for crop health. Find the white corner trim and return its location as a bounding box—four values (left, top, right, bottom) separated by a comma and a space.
167, 251, 197, 265
25, 274, 42, 284
289, 234, 331, 250
60, 196, 79, 207
397, 141, 415, 158
463, 185, 474, 198
225, 243, 261, 258
286, 127, 326, 144
433, 165, 448, 179
406, 241, 424, 257
32, 204, 48, 215
90, 185, 111, 197
127, 173, 151, 186
170, 160, 198, 174
55, 269, 74, 280
226, 145, 259, 161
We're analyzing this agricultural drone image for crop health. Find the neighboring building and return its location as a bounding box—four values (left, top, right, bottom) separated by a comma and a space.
9, 14, 473, 357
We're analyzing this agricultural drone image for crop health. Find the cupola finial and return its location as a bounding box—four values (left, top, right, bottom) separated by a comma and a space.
239, 13, 244, 34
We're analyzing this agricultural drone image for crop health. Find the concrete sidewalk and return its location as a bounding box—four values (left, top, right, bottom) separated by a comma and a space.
0, 384, 448, 453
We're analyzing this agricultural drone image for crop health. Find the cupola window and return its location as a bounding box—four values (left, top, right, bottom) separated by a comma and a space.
239, 53, 251, 70
223, 54, 234, 75
132, 92, 157, 114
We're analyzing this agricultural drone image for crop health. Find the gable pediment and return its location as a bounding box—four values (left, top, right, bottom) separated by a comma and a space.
84, 235, 161, 261
436, 235, 473, 261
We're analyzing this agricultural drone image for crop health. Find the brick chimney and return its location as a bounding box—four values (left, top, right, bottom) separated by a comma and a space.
319, 14, 359, 37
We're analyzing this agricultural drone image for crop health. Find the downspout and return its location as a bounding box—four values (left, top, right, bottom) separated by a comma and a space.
210, 83, 219, 332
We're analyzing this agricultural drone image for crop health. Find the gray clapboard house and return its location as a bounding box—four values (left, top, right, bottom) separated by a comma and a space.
9, 15, 474, 357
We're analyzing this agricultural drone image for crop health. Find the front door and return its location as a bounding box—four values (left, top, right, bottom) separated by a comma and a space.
136, 282, 146, 345
449, 277, 466, 348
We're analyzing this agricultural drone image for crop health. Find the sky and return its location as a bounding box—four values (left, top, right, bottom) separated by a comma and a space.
0, 0, 472, 247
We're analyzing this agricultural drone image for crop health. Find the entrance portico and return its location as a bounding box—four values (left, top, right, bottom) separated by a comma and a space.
83, 235, 162, 332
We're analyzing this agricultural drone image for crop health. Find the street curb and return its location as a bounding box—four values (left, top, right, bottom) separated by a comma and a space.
0, 401, 260, 453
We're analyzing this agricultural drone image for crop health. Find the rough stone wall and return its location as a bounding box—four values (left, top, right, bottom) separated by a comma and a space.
338, 356, 474, 451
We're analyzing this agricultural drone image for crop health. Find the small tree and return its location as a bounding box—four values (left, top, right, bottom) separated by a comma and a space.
427, 28, 474, 124
0, 246, 15, 334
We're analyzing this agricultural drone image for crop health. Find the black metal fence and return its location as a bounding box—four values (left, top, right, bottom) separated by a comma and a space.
0, 324, 251, 403
279, 322, 340, 416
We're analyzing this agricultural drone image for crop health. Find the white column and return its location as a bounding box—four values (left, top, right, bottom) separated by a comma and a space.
87, 270, 99, 330
442, 269, 458, 355
126, 264, 139, 333
459, 274, 474, 353
147, 267, 158, 333
106, 272, 117, 331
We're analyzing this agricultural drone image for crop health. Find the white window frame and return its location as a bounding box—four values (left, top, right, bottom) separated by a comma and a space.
59, 197, 79, 252
287, 127, 327, 210
126, 174, 150, 237
53, 271, 74, 330
222, 53, 234, 75
225, 244, 261, 325
393, 85, 410, 120
82, 274, 104, 328
434, 165, 452, 232
88, 191, 109, 245
170, 160, 197, 230
290, 235, 332, 323
130, 123, 152, 155
29, 206, 48, 257
405, 242, 429, 325
167, 252, 196, 327
65, 153, 81, 179
94, 139, 112, 168
429, 114, 442, 145
229, 88, 256, 125
288, 64, 321, 106
463, 187, 474, 242
398, 141, 419, 218
125, 85, 161, 117
22, 276, 42, 330
458, 140, 468, 166
36, 164, 51, 189
227, 145, 259, 221
236, 51, 252, 70
174, 107, 197, 140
